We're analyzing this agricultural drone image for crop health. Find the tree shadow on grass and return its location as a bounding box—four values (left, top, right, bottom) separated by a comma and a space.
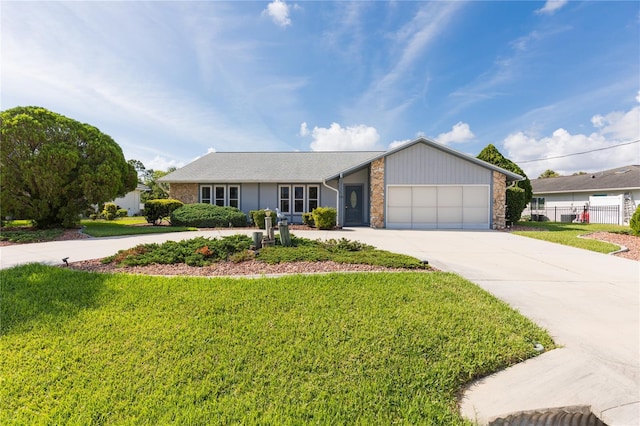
0, 263, 111, 335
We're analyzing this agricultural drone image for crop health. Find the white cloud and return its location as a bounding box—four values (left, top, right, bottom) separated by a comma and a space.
503, 100, 640, 178
436, 122, 475, 145
263, 0, 292, 27
535, 0, 568, 15
301, 122, 381, 151
388, 139, 412, 150
146, 155, 185, 171
299, 122, 309, 136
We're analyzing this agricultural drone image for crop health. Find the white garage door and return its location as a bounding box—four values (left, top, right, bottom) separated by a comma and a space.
387, 185, 490, 229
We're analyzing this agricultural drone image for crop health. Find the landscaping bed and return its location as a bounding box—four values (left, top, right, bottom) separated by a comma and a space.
68, 258, 428, 276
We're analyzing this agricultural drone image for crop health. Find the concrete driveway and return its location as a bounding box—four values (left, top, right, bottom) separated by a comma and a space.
1, 228, 638, 425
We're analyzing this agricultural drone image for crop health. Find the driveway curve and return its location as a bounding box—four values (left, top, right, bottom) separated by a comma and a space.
1, 228, 638, 425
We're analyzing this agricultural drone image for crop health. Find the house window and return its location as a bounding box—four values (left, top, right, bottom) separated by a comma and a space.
531, 197, 545, 210
280, 185, 319, 214
294, 185, 305, 214
308, 185, 319, 212
200, 186, 212, 204
229, 186, 239, 208
214, 186, 225, 207
279, 185, 290, 213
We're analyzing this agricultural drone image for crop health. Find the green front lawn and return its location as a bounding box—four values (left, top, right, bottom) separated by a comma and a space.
1, 217, 196, 242
513, 221, 630, 253
81, 217, 196, 237
1, 264, 553, 424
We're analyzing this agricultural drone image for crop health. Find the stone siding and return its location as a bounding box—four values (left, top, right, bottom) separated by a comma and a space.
369, 158, 385, 228
492, 171, 507, 230
169, 183, 198, 204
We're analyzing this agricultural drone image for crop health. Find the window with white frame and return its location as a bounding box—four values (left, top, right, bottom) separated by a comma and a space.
531, 197, 545, 210
214, 186, 225, 206
294, 185, 305, 214
307, 185, 319, 212
200, 186, 212, 204
279, 185, 319, 214
279, 185, 290, 213
229, 186, 239, 208
201, 184, 240, 208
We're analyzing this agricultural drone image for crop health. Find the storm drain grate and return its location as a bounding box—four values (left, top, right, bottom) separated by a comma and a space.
488, 407, 607, 426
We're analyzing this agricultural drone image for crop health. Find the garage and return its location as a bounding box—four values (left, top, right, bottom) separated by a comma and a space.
386, 185, 490, 229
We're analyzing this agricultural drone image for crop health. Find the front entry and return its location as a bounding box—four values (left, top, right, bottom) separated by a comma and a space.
344, 185, 364, 226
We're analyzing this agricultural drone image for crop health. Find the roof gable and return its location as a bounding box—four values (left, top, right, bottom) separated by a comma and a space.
325, 138, 523, 181
532, 165, 640, 194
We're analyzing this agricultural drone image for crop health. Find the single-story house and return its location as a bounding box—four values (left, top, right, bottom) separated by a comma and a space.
525, 165, 639, 225
159, 137, 523, 229
111, 183, 150, 216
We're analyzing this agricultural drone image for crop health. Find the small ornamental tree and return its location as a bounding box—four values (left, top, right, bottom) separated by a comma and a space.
144, 199, 184, 225
0, 106, 137, 228
477, 144, 532, 224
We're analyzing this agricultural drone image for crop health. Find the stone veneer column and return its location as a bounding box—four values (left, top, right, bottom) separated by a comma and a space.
369, 158, 385, 228
492, 171, 507, 230
169, 183, 199, 204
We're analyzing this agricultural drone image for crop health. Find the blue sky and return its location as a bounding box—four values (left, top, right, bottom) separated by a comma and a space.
2, 0, 639, 178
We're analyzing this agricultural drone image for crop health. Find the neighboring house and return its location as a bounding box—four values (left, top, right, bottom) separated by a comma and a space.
159, 138, 522, 229
526, 165, 640, 225
111, 184, 150, 216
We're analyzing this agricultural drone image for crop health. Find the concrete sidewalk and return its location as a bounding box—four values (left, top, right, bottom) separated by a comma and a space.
1, 228, 638, 424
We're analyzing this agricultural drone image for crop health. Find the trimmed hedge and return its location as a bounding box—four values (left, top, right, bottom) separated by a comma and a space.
170, 204, 248, 228
302, 212, 314, 227
506, 187, 526, 224
630, 205, 640, 236
250, 210, 271, 229
102, 203, 118, 221
144, 199, 184, 225
312, 207, 337, 230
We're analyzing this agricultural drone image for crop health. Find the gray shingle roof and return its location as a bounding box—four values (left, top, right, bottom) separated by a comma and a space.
531, 165, 640, 194
159, 151, 384, 183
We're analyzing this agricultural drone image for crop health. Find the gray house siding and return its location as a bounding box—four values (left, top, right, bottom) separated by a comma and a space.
241, 183, 260, 213
386, 143, 492, 185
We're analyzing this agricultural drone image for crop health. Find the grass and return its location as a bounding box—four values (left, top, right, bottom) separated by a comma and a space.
0, 217, 196, 242
82, 217, 197, 237
81, 217, 196, 237
0, 227, 64, 243
513, 221, 630, 253
1, 264, 554, 425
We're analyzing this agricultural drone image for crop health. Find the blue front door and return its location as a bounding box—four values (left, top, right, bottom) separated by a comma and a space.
344, 185, 363, 226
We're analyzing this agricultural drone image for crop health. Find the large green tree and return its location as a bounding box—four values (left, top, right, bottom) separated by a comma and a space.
476, 144, 532, 223
1, 106, 137, 228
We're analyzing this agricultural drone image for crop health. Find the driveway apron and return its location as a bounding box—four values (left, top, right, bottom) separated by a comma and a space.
1, 228, 638, 424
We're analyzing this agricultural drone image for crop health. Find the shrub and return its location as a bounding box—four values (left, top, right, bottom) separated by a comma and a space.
250, 210, 268, 229
117, 209, 128, 218
302, 212, 314, 227
103, 235, 253, 267
144, 199, 183, 225
170, 204, 247, 228
630, 205, 640, 236
102, 203, 118, 221
506, 187, 526, 224
312, 207, 336, 230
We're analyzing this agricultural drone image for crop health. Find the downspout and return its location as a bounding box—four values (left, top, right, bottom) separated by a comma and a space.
322, 173, 342, 227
